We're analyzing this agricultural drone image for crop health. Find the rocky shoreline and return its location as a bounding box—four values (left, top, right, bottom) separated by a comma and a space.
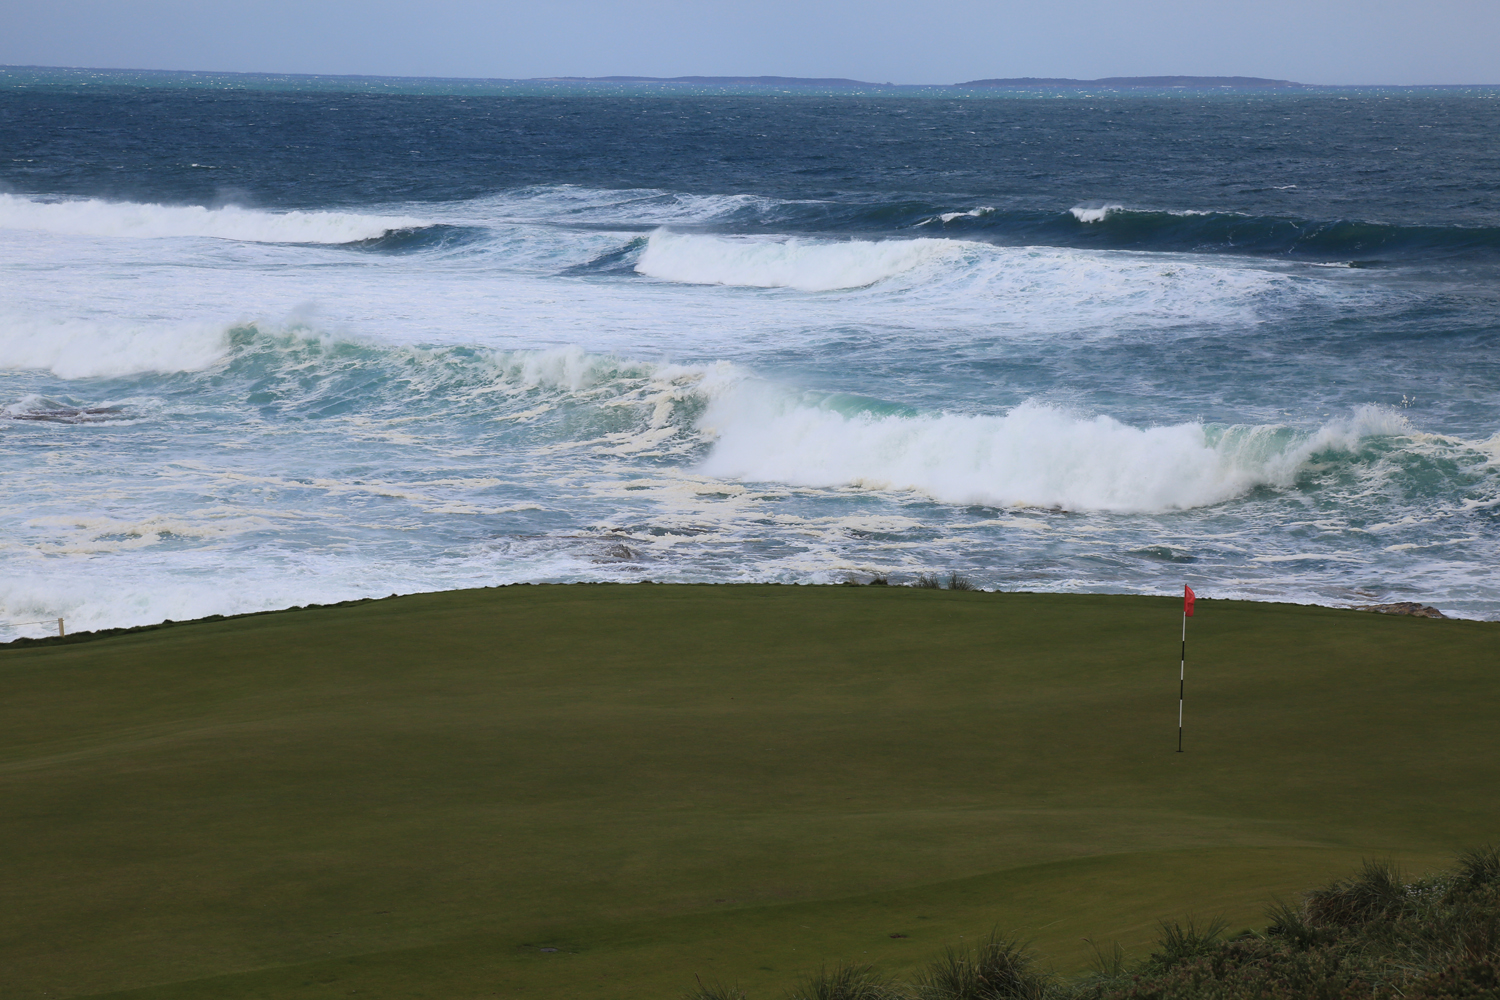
1355, 602, 1448, 618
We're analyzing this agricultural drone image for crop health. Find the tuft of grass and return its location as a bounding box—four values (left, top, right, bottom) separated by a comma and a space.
789, 962, 909, 1000
918, 947, 977, 1000
868, 575, 890, 586
1456, 844, 1500, 890
917, 932, 1051, 1000
947, 574, 976, 592
1144, 916, 1228, 970
1082, 938, 1126, 979
1304, 858, 1406, 928
911, 573, 944, 589
684, 976, 748, 1000
1263, 899, 1332, 951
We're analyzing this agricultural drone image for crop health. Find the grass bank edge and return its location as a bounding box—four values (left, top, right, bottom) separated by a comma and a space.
3, 581, 1481, 654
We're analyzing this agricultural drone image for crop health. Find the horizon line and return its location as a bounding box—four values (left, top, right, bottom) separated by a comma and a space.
3, 64, 1499, 90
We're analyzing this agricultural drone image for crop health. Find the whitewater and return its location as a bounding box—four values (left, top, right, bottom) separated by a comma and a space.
3, 78, 1498, 634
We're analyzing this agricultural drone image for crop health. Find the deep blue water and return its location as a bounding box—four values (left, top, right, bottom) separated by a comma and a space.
2, 70, 1498, 631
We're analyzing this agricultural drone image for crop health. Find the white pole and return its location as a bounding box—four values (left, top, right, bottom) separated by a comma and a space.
58, 617, 65, 637
1177, 610, 1185, 753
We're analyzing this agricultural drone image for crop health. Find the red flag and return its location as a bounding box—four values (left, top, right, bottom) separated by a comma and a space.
1184, 585, 1196, 617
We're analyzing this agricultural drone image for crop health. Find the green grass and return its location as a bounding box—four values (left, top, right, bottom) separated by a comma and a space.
0, 584, 1495, 999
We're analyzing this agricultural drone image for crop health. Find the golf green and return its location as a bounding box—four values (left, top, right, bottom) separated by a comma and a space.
2, 585, 1495, 999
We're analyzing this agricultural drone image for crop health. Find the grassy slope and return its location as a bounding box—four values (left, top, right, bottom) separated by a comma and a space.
0, 585, 1494, 1000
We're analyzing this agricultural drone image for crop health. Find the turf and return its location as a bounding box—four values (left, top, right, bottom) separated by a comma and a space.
1, 584, 1495, 999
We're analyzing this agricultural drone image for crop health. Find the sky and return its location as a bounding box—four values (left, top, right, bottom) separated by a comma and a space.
2, 0, 1498, 86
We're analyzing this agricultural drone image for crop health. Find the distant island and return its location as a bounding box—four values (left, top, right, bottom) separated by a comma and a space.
535, 75, 883, 86
954, 75, 1305, 88
538, 74, 1309, 89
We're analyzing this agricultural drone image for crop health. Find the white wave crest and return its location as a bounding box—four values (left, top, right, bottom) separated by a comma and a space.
466, 185, 787, 227
0, 193, 428, 243
697, 392, 1414, 513
0, 315, 231, 377
936, 207, 996, 223
1476, 432, 1500, 466
1070, 204, 1126, 223
631, 230, 1363, 329
1071, 203, 1216, 223
636, 231, 960, 291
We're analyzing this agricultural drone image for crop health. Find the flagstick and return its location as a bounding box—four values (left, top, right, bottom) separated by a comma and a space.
1177, 609, 1186, 752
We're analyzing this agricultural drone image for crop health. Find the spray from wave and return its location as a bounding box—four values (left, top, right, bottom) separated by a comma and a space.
0, 315, 232, 378
0, 193, 428, 243
208, 331, 1428, 516
1069, 204, 1128, 224
0, 320, 1431, 516
635, 230, 959, 291
626, 229, 1372, 331
3, 320, 1494, 629
698, 390, 1419, 513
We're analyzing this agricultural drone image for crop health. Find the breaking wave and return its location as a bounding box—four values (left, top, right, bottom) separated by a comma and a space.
3, 321, 1460, 516
16, 183, 1490, 262
0, 193, 429, 243
626, 230, 1366, 328
1069, 205, 1128, 224
1018, 203, 1500, 259
635, 231, 959, 290
447, 185, 1500, 262
698, 393, 1422, 513
0, 315, 231, 378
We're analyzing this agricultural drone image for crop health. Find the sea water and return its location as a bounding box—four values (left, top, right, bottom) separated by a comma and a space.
2, 70, 1498, 634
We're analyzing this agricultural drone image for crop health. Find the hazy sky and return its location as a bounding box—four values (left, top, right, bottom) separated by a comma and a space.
3, 0, 1498, 86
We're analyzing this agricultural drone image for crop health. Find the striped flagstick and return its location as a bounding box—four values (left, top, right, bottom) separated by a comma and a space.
1178, 585, 1195, 752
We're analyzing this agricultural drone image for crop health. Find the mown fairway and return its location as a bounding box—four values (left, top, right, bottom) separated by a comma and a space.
1, 585, 1496, 999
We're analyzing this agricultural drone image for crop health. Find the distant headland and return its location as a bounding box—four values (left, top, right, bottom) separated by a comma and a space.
954, 75, 1304, 88
536, 75, 883, 86
541, 74, 1310, 89
9, 66, 1492, 93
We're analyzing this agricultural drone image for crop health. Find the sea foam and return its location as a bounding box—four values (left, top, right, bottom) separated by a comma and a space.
1070, 204, 1127, 223
697, 390, 1414, 513
0, 315, 231, 377
629, 229, 1366, 333
0, 194, 427, 243
636, 230, 959, 290
1070, 203, 1216, 224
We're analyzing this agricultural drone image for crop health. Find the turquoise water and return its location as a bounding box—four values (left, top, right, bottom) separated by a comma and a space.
2, 71, 1497, 633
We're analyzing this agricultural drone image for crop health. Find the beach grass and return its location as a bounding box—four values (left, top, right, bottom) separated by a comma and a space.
1, 584, 1495, 999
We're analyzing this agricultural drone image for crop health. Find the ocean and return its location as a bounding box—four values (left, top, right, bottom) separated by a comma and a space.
3, 69, 1498, 635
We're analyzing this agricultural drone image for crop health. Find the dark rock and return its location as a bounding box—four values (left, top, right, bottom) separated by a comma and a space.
594, 543, 640, 563
1356, 602, 1447, 619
